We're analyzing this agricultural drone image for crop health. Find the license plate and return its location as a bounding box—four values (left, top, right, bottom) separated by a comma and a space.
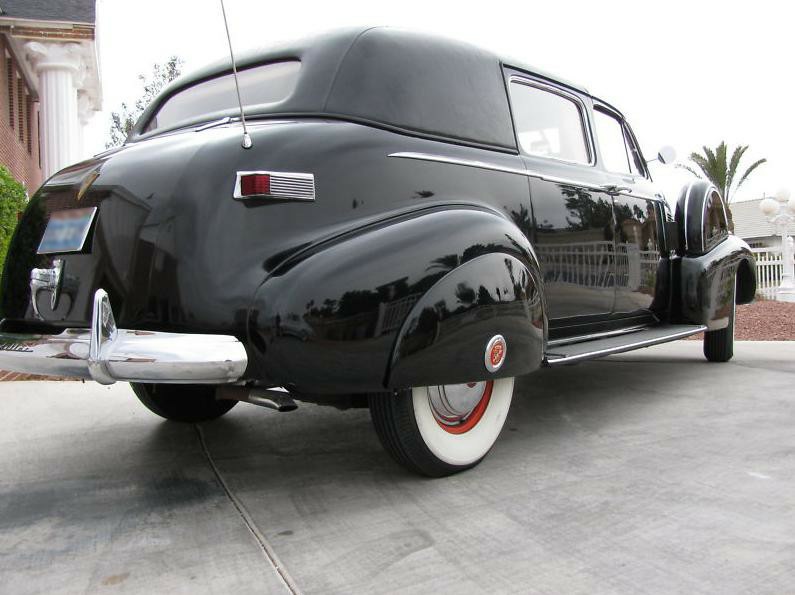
37, 207, 97, 255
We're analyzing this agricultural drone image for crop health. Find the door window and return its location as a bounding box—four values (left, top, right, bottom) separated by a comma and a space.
593, 109, 644, 176
509, 82, 590, 164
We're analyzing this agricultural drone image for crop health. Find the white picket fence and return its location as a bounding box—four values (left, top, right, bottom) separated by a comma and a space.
752, 247, 791, 299
536, 240, 659, 290
536, 243, 789, 300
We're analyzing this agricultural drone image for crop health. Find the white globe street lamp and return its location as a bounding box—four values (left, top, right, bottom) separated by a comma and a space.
759, 188, 795, 302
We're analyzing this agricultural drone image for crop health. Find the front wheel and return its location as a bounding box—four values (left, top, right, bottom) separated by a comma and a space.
368, 378, 514, 477
131, 383, 237, 423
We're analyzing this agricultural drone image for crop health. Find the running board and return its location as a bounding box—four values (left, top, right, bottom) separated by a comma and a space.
544, 324, 706, 366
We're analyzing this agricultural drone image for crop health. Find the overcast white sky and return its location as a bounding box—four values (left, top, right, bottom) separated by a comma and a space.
85, 0, 793, 203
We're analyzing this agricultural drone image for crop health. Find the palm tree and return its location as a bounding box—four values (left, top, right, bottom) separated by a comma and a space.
678, 142, 766, 203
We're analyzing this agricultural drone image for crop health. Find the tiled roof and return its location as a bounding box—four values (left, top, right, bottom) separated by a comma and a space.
730, 198, 795, 240
0, 0, 95, 24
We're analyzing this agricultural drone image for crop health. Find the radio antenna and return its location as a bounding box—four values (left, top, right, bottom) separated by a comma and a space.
219, 0, 252, 149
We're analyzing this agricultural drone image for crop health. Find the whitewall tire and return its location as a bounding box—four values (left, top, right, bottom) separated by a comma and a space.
369, 377, 514, 477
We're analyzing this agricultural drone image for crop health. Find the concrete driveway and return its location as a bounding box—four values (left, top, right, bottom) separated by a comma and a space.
1, 341, 793, 594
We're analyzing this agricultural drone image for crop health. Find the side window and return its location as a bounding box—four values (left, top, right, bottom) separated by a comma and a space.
509, 81, 590, 164
593, 109, 644, 176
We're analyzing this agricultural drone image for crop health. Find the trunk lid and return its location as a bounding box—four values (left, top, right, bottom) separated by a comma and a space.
0, 120, 330, 334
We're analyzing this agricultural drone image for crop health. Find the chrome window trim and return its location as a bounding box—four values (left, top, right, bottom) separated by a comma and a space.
621, 119, 651, 180
683, 181, 696, 253
233, 170, 315, 201
592, 103, 649, 179
592, 105, 635, 176
507, 75, 596, 167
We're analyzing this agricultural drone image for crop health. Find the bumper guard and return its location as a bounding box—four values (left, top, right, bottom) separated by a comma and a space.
0, 289, 248, 385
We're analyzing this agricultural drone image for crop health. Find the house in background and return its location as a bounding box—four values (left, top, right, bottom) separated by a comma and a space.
730, 198, 795, 249
730, 197, 795, 300
0, 0, 101, 193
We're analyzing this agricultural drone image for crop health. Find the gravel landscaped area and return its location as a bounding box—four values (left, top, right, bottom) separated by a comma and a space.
734, 300, 795, 340
687, 299, 795, 341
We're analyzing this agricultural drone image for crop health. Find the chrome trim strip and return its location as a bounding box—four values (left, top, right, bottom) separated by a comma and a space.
534, 174, 604, 193
0, 289, 248, 384
195, 116, 231, 131
620, 189, 666, 203
683, 181, 695, 253
388, 152, 601, 189
546, 324, 650, 347
389, 152, 667, 200
544, 325, 707, 366
233, 170, 315, 201
388, 152, 527, 176
699, 185, 708, 253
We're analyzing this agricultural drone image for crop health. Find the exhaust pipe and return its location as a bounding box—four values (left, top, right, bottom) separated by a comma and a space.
247, 389, 298, 412
217, 386, 298, 412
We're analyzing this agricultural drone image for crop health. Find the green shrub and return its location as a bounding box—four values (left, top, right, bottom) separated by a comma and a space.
0, 166, 27, 273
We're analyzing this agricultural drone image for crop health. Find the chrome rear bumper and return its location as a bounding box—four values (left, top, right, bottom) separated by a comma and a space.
0, 289, 248, 385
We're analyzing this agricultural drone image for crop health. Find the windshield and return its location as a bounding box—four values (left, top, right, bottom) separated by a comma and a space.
144, 60, 301, 133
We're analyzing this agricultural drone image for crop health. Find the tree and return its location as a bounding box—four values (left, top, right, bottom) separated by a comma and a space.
106, 56, 183, 148
0, 166, 28, 273
678, 142, 766, 203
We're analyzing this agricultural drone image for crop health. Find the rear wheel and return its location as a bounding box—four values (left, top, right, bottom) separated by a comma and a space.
131, 383, 236, 422
369, 378, 514, 477
703, 278, 736, 363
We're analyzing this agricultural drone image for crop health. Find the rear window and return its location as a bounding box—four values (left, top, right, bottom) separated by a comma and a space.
144, 60, 301, 133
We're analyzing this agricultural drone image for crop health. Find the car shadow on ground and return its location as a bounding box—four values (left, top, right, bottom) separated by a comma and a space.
194, 354, 712, 485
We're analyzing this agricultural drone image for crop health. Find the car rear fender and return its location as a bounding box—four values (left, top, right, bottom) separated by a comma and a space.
246, 205, 546, 394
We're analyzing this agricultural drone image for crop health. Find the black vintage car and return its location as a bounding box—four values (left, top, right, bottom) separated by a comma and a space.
0, 28, 755, 476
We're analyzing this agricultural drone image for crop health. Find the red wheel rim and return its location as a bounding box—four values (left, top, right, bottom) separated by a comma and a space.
434, 380, 493, 434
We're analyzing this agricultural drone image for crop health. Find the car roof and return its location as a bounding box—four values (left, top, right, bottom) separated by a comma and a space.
131, 27, 593, 151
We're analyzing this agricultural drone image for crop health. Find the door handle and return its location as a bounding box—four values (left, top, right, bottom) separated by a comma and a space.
601, 184, 633, 195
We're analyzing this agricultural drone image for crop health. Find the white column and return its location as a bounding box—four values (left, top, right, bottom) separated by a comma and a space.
24, 42, 84, 178
77, 92, 93, 158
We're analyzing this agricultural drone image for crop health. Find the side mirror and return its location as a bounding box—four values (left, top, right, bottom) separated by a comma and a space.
657, 145, 677, 165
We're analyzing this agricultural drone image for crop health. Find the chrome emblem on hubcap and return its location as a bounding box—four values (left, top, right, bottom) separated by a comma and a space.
485, 335, 506, 372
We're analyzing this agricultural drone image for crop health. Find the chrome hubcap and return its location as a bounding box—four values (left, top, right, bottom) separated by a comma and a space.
427, 381, 489, 426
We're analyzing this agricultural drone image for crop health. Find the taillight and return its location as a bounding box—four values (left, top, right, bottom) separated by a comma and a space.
239, 173, 270, 196
233, 170, 316, 202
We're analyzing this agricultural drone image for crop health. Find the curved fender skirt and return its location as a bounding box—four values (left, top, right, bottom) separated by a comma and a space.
388, 253, 544, 389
